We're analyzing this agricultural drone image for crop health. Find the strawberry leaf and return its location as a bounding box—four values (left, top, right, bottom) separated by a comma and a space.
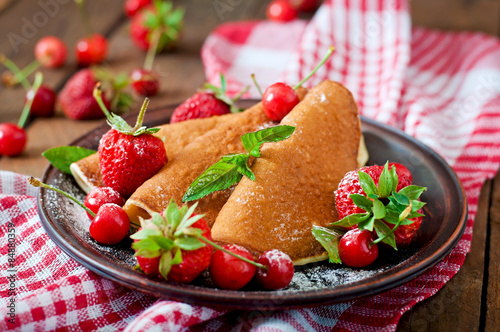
183, 160, 242, 202
332, 213, 370, 228
398, 185, 427, 200
134, 248, 160, 258
166, 200, 180, 229
171, 247, 182, 265
149, 236, 175, 250
378, 162, 394, 198
374, 220, 397, 250
150, 213, 166, 229
358, 170, 378, 196
392, 191, 410, 205
106, 113, 133, 133
159, 251, 173, 280
222, 153, 254, 180
389, 165, 398, 191
373, 199, 386, 219
350, 194, 373, 212
241, 125, 295, 158
132, 238, 161, 252
411, 200, 426, 211
130, 228, 162, 240
358, 214, 375, 232
312, 225, 345, 264
42, 146, 96, 174
175, 237, 206, 251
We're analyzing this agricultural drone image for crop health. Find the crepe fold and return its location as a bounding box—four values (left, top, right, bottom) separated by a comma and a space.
70, 114, 234, 194
211, 81, 362, 265
123, 88, 309, 227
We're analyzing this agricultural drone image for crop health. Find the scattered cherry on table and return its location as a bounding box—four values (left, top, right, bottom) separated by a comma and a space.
34, 36, 68, 68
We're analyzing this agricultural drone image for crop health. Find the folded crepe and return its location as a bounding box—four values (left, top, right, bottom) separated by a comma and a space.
70, 114, 234, 193
211, 80, 362, 265
123, 88, 309, 226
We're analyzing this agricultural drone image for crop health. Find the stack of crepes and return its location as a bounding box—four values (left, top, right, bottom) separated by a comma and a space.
71, 81, 369, 264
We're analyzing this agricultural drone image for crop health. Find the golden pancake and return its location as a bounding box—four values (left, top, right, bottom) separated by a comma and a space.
211, 81, 361, 265
70, 114, 234, 193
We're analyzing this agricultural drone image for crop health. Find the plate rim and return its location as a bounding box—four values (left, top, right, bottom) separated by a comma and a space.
37, 104, 468, 310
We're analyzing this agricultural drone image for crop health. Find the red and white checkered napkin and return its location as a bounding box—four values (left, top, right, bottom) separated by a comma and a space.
2, 1, 500, 331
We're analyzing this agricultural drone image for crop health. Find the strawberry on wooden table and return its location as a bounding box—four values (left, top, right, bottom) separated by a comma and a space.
94, 84, 167, 197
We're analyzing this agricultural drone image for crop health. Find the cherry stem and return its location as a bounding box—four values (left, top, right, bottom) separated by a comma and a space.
0, 54, 31, 90
18, 72, 42, 128
132, 98, 150, 132
251, 74, 263, 97
93, 83, 113, 119
372, 202, 412, 245
144, 28, 162, 71
75, 0, 94, 36
28, 176, 96, 217
18, 59, 42, 85
194, 234, 268, 271
293, 46, 335, 90
231, 85, 250, 102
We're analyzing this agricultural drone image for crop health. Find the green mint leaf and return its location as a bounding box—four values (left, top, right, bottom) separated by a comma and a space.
377, 162, 393, 198
175, 237, 206, 251
183, 160, 242, 202
312, 225, 345, 264
389, 165, 398, 192
332, 213, 370, 228
398, 185, 427, 200
171, 247, 183, 265
159, 251, 173, 280
358, 171, 378, 196
358, 214, 375, 232
222, 153, 254, 180
130, 227, 162, 240
392, 191, 410, 205
42, 146, 96, 174
373, 199, 386, 219
241, 125, 295, 158
350, 194, 373, 212
149, 236, 174, 250
374, 220, 397, 250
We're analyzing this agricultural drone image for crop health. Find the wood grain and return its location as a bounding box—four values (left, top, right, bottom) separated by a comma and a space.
486, 171, 500, 330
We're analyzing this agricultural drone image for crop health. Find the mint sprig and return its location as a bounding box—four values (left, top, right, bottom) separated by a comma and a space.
42, 146, 96, 174
313, 162, 427, 262
182, 125, 295, 202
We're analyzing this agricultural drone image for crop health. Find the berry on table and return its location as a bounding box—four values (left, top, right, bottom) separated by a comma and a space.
338, 229, 379, 268
0, 123, 27, 157
25, 85, 56, 118
290, 0, 319, 12
75, 34, 108, 67
209, 244, 256, 290
124, 0, 152, 17
255, 249, 294, 290
130, 68, 159, 97
34, 36, 68, 68
84, 186, 125, 219
266, 0, 299, 22
89, 203, 130, 245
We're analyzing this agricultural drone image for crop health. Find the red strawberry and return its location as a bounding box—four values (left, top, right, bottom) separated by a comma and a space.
124, 0, 151, 17
130, 2, 184, 52
96, 88, 167, 197
58, 69, 110, 120
170, 74, 247, 123
131, 201, 213, 283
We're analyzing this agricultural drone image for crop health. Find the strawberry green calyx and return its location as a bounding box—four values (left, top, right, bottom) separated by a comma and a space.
145, 0, 184, 52
93, 83, 160, 136
203, 73, 249, 113
293, 46, 335, 90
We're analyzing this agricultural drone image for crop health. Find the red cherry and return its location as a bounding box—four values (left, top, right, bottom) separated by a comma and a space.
290, 0, 319, 12
75, 34, 108, 67
89, 203, 130, 245
389, 162, 413, 182
25, 85, 56, 118
124, 0, 152, 17
130, 68, 160, 97
338, 229, 379, 268
84, 187, 125, 220
266, 0, 299, 22
0, 123, 27, 157
262, 82, 299, 121
255, 249, 294, 290
34, 36, 68, 68
209, 244, 256, 290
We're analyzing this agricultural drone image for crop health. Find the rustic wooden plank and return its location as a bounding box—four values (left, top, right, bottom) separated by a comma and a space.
486, 170, 500, 330
411, 0, 500, 36
0, 0, 14, 13
0, 0, 125, 124
398, 180, 491, 331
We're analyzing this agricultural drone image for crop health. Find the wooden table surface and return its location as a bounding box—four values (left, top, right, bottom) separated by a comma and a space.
1, 1, 499, 330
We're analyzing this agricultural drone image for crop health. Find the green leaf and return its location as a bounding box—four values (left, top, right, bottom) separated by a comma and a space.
42, 146, 96, 174
183, 160, 242, 202
241, 125, 295, 158
398, 185, 427, 200
411, 200, 426, 211
389, 165, 398, 192
132, 238, 161, 252
166, 200, 180, 229
134, 248, 160, 258
358, 171, 378, 196
373, 199, 386, 219
175, 203, 204, 235
382, 208, 401, 224
159, 251, 173, 280
150, 236, 174, 250
374, 220, 397, 250
358, 214, 375, 232
150, 213, 167, 229
171, 247, 183, 265
350, 194, 373, 212
182, 227, 203, 237
175, 237, 206, 251
312, 226, 345, 264
130, 228, 162, 240
377, 162, 393, 198
222, 153, 254, 180
332, 213, 370, 228
107, 113, 133, 133
392, 191, 410, 205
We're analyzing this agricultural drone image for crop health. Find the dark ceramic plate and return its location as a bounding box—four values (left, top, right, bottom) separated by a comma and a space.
38, 102, 467, 311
